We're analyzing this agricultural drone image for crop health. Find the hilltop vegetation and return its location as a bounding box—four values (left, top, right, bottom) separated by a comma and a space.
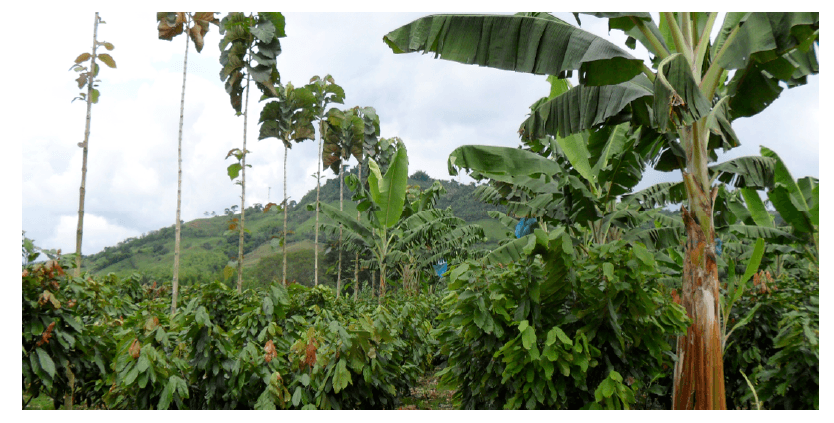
83, 169, 505, 288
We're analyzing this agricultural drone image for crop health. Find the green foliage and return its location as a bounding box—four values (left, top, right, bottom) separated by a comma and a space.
722, 268, 819, 410
70, 14, 115, 105
218, 12, 285, 111
435, 240, 689, 409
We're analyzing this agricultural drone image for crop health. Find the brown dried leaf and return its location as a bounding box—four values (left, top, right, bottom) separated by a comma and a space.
129, 339, 141, 359
157, 12, 185, 41
144, 316, 159, 332
264, 340, 277, 363
98, 53, 117, 69
74, 52, 91, 64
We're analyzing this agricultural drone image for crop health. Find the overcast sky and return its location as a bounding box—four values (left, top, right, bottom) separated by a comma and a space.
17, 10, 820, 257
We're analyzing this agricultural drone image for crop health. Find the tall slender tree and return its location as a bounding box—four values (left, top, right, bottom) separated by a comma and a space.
70, 13, 116, 279
384, 12, 818, 409
306, 75, 345, 286
218, 12, 285, 293
323, 106, 378, 297
352, 108, 381, 299
156, 12, 219, 314
258, 82, 316, 285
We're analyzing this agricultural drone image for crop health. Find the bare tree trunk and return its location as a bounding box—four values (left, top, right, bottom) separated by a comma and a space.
379, 263, 386, 303
282, 143, 288, 286
672, 121, 726, 410
172, 16, 190, 315
237, 72, 251, 293
354, 164, 362, 301
314, 119, 323, 286
74, 12, 100, 279
336, 162, 343, 298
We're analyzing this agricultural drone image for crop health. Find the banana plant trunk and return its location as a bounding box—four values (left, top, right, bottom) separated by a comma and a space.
74, 12, 100, 279
673, 122, 726, 410
282, 144, 288, 286
171, 21, 190, 314
237, 73, 251, 293
354, 163, 362, 301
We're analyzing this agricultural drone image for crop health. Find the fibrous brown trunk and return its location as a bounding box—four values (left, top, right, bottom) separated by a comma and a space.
74, 12, 99, 279
172, 16, 190, 314
673, 201, 725, 410
672, 119, 726, 409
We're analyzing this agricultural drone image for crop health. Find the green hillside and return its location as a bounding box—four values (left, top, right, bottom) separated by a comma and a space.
84, 169, 506, 289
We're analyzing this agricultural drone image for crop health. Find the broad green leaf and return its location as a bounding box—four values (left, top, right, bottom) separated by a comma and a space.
631, 242, 656, 266
367, 146, 408, 228
520, 75, 652, 139
91, 88, 100, 104
255, 389, 276, 410
602, 262, 614, 281
709, 156, 775, 189
740, 188, 773, 228
716, 13, 818, 71
484, 234, 537, 265
653, 53, 712, 132
137, 354, 150, 373
555, 132, 594, 183
35, 348, 56, 379
227, 163, 242, 180
521, 325, 536, 350
739, 238, 765, 286
292, 386, 302, 407
332, 359, 351, 393
384, 14, 645, 86
158, 383, 172, 410
545, 326, 572, 347
448, 145, 560, 178
124, 364, 139, 385
250, 19, 276, 43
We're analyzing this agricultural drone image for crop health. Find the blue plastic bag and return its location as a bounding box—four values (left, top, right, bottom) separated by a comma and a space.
433, 258, 448, 278
515, 217, 537, 238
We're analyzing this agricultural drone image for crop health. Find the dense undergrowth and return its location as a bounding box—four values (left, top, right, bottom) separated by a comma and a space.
23, 235, 818, 410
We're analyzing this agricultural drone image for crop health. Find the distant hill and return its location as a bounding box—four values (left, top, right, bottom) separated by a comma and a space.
83, 168, 506, 289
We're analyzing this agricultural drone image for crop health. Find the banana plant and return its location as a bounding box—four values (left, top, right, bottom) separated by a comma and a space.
315, 143, 409, 301
156, 12, 219, 314
70, 12, 116, 279
218, 12, 285, 292
258, 82, 316, 286
306, 75, 346, 287
386, 12, 818, 409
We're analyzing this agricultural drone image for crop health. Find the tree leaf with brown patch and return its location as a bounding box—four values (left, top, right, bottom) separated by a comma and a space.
157, 12, 185, 41
74, 53, 91, 64
98, 53, 117, 69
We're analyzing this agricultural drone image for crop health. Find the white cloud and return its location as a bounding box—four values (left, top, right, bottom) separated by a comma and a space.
19, 12, 820, 257
42, 214, 140, 255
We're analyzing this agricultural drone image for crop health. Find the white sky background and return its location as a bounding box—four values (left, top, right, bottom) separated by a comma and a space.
16, 8, 820, 257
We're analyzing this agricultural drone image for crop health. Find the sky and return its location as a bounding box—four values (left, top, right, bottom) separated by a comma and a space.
16, 10, 820, 258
